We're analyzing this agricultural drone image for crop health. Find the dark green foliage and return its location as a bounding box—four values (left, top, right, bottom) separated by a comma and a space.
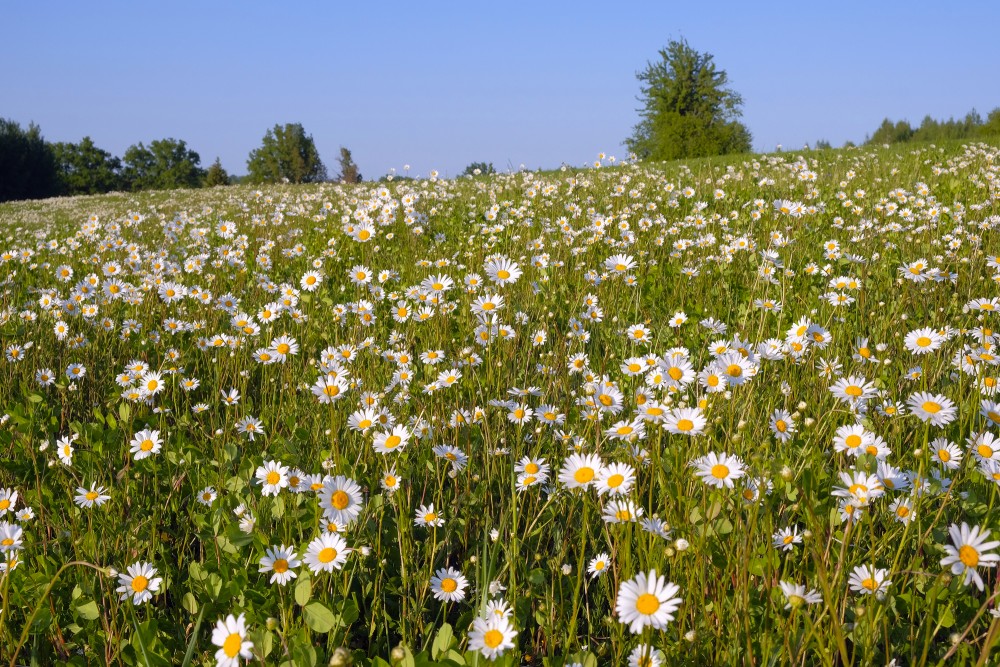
814, 139, 832, 150
626, 39, 752, 161
461, 162, 496, 177
121, 138, 205, 191
247, 123, 327, 184
866, 108, 1000, 145
337, 147, 362, 183
204, 157, 231, 187
51, 136, 122, 195
0, 118, 60, 202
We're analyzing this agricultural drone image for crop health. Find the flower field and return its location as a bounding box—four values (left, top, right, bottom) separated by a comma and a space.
2, 142, 1000, 665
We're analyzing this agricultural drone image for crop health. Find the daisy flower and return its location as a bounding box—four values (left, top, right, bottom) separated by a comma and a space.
211, 613, 253, 667
414, 503, 444, 528
693, 452, 746, 489
558, 453, 603, 490
588, 553, 611, 578
779, 581, 822, 609
116, 561, 162, 605
468, 615, 518, 660
129, 428, 163, 460
431, 567, 469, 602
907, 391, 957, 427
255, 460, 289, 496
319, 475, 364, 525
304, 533, 351, 574
615, 569, 682, 634
848, 564, 891, 598
941, 522, 1000, 590
259, 545, 301, 585
74, 484, 110, 508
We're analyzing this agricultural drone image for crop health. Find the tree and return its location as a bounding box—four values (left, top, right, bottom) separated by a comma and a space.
122, 138, 205, 191
204, 157, 231, 187
51, 136, 122, 195
337, 147, 362, 183
461, 162, 496, 177
0, 118, 60, 202
247, 123, 327, 184
626, 39, 752, 161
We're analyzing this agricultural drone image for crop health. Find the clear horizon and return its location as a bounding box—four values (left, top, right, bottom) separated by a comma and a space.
4, 1, 998, 179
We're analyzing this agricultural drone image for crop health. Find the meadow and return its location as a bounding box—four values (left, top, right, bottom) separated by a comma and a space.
1, 141, 1000, 666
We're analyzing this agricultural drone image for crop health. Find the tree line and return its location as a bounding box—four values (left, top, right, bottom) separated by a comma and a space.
0, 120, 362, 203
865, 108, 1000, 146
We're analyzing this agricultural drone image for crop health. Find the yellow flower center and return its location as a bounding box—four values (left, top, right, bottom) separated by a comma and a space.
483, 629, 504, 648
676, 419, 694, 432
574, 467, 595, 484
273, 558, 289, 573
496, 270, 510, 280
636, 593, 660, 615
922, 401, 941, 414
440, 578, 457, 593
140, 439, 154, 452
861, 577, 878, 591
85, 491, 98, 501
845, 385, 863, 397
223, 633, 243, 658
384, 435, 401, 449
959, 545, 980, 568
331, 490, 350, 510
266, 471, 280, 485
607, 474, 625, 488
711, 464, 729, 479
775, 420, 787, 432
131, 575, 148, 592
916, 336, 932, 348
845, 434, 862, 449
318, 547, 338, 563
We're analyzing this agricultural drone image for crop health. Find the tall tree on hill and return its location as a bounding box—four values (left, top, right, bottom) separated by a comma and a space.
246, 123, 327, 184
204, 158, 231, 187
626, 39, 752, 161
337, 147, 362, 183
122, 138, 205, 191
51, 136, 122, 195
0, 118, 60, 202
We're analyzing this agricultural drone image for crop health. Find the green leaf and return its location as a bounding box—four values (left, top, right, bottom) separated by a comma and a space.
27, 394, 43, 403
294, 574, 311, 607
432, 623, 454, 660
303, 601, 336, 633
181, 591, 199, 614
75, 599, 100, 621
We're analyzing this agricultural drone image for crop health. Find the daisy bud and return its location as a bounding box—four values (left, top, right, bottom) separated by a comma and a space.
780, 466, 793, 482
791, 411, 801, 420
684, 630, 697, 642
470, 555, 477, 563
675, 538, 690, 552
913, 448, 922, 457
803, 530, 813, 539
664, 547, 675, 558
562, 563, 572, 575
804, 418, 815, 428
855, 605, 866, 618
731, 433, 742, 444
329, 647, 352, 667
797, 401, 807, 410
266, 617, 279, 631
390, 646, 406, 664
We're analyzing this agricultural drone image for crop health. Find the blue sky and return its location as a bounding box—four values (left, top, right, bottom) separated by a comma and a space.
4, 1, 998, 179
